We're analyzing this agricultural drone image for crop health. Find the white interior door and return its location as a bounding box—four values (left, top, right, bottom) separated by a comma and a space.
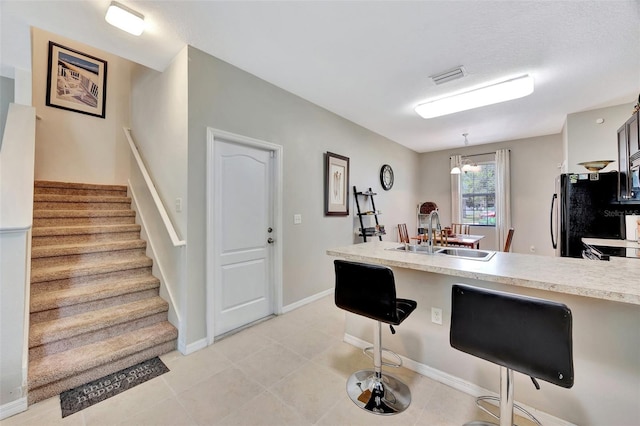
213, 139, 274, 336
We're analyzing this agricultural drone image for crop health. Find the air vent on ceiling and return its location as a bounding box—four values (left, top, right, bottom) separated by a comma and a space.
429, 66, 467, 85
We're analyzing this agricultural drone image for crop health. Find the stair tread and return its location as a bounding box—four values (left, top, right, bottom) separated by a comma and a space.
31, 255, 153, 283
34, 194, 131, 203
32, 224, 141, 237
34, 180, 127, 192
32, 239, 146, 259
28, 321, 177, 389
29, 297, 169, 347
33, 210, 135, 219
31, 275, 160, 312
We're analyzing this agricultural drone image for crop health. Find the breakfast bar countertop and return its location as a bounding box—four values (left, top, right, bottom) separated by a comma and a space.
327, 241, 640, 306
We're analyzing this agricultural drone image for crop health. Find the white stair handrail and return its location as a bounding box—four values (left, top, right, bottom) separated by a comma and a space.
123, 127, 185, 247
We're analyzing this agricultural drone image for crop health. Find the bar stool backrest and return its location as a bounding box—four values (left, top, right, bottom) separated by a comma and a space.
334, 260, 399, 325
450, 284, 574, 388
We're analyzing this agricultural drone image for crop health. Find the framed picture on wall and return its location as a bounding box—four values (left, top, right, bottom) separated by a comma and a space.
325, 152, 350, 216
46, 41, 108, 118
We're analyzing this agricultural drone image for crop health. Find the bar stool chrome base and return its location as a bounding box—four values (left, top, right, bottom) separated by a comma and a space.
346, 369, 411, 415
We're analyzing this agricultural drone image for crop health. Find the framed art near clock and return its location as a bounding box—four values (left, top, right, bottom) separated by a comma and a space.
325, 152, 350, 216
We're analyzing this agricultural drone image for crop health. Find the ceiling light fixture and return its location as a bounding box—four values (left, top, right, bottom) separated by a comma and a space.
105, 1, 145, 36
451, 134, 481, 174
415, 74, 534, 119
451, 158, 481, 174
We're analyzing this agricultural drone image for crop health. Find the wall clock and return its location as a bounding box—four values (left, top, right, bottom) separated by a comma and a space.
380, 164, 394, 190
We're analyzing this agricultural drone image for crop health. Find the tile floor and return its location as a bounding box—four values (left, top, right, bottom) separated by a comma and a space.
2, 295, 536, 426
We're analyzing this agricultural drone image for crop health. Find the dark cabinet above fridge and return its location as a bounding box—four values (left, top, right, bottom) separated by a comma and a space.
617, 109, 640, 202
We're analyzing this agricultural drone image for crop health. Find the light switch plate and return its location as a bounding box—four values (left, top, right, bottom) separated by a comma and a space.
294, 214, 302, 224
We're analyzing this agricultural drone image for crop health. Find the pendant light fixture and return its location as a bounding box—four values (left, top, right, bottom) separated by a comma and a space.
451, 134, 481, 174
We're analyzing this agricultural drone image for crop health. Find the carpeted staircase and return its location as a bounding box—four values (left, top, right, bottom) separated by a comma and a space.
28, 180, 178, 404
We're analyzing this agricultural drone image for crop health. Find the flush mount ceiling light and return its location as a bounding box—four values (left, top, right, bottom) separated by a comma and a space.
105, 1, 145, 36
415, 74, 534, 119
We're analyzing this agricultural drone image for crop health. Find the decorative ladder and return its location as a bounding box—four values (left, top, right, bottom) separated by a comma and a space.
354, 186, 384, 242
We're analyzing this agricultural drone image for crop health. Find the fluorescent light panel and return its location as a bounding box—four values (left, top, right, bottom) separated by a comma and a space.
105, 1, 145, 36
415, 74, 534, 119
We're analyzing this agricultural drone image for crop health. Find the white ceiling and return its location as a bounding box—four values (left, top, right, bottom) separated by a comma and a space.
1, 1, 639, 153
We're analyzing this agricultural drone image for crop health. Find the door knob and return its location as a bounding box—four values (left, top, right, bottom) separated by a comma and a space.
267, 238, 274, 244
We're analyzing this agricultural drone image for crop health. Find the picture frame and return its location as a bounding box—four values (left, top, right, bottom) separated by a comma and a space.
46, 41, 108, 119
325, 152, 350, 216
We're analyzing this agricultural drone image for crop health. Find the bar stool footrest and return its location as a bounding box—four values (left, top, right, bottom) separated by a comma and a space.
474, 396, 542, 426
363, 346, 403, 368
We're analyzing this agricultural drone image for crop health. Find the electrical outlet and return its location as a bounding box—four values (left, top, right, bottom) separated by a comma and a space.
530, 245, 536, 253
431, 307, 443, 325
175, 198, 182, 212
293, 214, 302, 224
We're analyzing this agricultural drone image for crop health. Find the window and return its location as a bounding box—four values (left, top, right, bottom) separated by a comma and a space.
461, 161, 495, 226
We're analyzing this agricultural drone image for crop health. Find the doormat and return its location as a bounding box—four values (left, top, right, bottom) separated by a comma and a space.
59, 357, 169, 418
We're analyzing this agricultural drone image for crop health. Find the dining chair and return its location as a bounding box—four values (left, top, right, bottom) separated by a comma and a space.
398, 223, 409, 243
503, 228, 515, 252
451, 223, 470, 235
434, 229, 448, 247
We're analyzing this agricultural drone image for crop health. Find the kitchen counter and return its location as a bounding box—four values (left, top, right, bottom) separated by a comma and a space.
582, 237, 640, 248
327, 240, 640, 305
582, 237, 640, 260
327, 241, 640, 425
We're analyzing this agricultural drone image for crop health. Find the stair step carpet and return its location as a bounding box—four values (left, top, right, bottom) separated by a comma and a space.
28, 180, 178, 405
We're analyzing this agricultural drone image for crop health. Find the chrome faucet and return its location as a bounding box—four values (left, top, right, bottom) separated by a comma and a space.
426, 210, 441, 253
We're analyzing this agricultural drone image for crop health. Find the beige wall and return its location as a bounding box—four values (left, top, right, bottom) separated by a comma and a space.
565, 102, 634, 174
31, 28, 132, 185
0, 76, 14, 141
129, 48, 189, 349
418, 134, 563, 256
130, 47, 189, 236
185, 46, 420, 344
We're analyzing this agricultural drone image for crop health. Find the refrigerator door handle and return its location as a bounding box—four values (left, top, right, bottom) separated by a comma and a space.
550, 193, 558, 249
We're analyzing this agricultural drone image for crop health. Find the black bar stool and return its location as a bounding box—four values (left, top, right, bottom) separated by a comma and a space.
333, 260, 417, 415
450, 284, 574, 426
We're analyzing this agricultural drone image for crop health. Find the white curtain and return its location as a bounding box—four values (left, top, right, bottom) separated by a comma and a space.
495, 149, 511, 251
450, 155, 462, 223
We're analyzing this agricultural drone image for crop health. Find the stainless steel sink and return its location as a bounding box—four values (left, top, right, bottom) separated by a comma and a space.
435, 247, 496, 261
391, 244, 432, 253
390, 245, 495, 261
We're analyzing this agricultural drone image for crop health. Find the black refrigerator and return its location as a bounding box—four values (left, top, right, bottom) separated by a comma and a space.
550, 172, 624, 257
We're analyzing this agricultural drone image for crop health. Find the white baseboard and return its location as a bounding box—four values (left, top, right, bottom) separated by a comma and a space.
281, 288, 334, 314
343, 333, 576, 426
181, 337, 208, 355
0, 397, 27, 421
